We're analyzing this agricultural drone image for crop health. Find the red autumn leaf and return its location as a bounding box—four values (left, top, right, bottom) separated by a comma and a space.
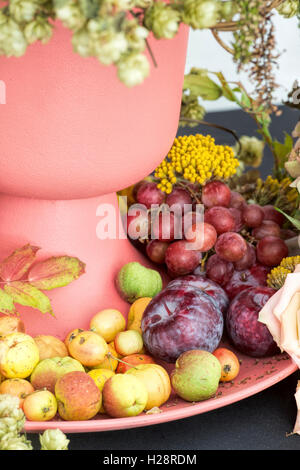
28, 256, 86, 290
0, 244, 40, 282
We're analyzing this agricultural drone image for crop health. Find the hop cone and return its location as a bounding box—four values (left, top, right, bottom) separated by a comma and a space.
0, 15, 27, 57
277, 0, 299, 18
0, 394, 20, 417
235, 135, 265, 168
144, 1, 180, 39
180, 94, 206, 127
40, 429, 70, 450
124, 20, 148, 52
0, 434, 33, 451
24, 16, 53, 44
182, 0, 220, 29
9, 0, 38, 23
55, 1, 86, 31
72, 26, 92, 57
117, 52, 150, 87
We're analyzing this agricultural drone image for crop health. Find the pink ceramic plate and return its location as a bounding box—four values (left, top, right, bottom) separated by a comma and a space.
24, 345, 297, 434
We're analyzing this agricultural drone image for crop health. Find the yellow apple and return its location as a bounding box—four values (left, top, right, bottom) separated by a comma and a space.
34, 335, 68, 361
67, 330, 108, 367
55, 371, 102, 421
0, 378, 34, 408
0, 332, 39, 379
114, 330, 143, 357
102, 374, 148, 418
0, 316, 25, 336
127, 297, 152, 334
90, 309, 126, 343
88, 368, 115, 414
23, 390, 57, 421
93, 341, 119, 371
126, 364, 171, 410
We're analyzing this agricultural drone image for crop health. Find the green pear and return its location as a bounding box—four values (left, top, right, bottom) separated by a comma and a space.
116, 262, 162, 303
171, 350, 221, 402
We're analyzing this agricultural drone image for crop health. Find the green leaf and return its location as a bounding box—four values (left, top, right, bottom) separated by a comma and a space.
28, 256, 86, 290
0, 288, 17, 315
0, 244, 39, 282
275, 208, 300, 230
183, 69, 222, 101
273, 133, 294, 169
4, 282, 53, 316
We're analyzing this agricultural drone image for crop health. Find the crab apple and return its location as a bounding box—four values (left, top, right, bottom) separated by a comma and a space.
215, 232, 247, 263
136, 182, 165, 208
90, 309, 126, 343
67, 330, 108, 367
213, 348, 240, 382
226, 287, 278, 357
256, 236, 288, 267
202, 181, 231, 208
102, 374, 148, 418
0, 378, 34, 408
23, 390, 57, 421
116, 354, 156, 374
204, 207, 235, 234
0, 317, 25, 336
114, 330, 144, 357
242, 204, 264, 228
165, 241, 201, 276
185, 222, 217, 252
55, 371, 102, 421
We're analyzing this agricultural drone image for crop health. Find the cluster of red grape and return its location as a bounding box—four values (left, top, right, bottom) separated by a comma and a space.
126, 179, 294, 283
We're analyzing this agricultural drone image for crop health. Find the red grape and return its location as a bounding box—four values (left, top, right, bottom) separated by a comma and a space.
215, 232, 248, 262
185, 222, 217, 252
242, 204, 264, 228
202, 181, 231, 208
234, 243, 256, 271
206, 254, 234, 287
229, 207, 243, 232
127, 206, 149, 239
136, 182, 165, 208
252, 220, 281, 240
166, 187, 193, 214
256, 236, 288, 267
229, 191, 246, 210
151, 211, 181, 242
165, 241, 201, 276
182, 211, 203, 235
204, 206, 235, 234
146, 239, 169, 264
262, 205, 285, 227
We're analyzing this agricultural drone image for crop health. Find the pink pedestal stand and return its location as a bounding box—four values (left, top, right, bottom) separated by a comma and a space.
0, 22, 189, 335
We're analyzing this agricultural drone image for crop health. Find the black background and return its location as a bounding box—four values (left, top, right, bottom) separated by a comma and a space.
30, 106, 300, 450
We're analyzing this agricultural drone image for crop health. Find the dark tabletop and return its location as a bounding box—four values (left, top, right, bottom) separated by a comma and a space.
30, 106, 300, 451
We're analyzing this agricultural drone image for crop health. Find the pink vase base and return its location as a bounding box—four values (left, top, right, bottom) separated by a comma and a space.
0, 192, 154, 338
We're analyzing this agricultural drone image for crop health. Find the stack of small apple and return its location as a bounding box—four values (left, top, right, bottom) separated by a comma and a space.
127, 180, 292, 284
0, 304, 176, 421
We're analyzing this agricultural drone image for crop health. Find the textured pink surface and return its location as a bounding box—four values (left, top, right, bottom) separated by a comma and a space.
0, 22, 189, 199
0, 192, 155, 338
24, 344, 297, 433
